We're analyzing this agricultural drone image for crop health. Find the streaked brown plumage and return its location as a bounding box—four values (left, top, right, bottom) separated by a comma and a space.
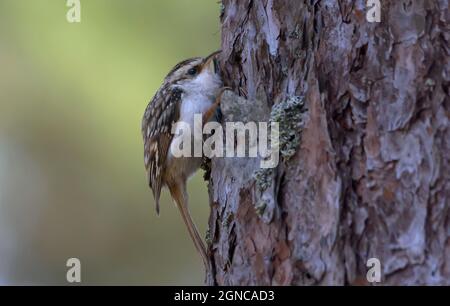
142, 84, 182, 214
142, 51, 223, 267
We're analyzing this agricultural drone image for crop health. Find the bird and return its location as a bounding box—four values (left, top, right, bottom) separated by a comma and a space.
141, 50, 224, 267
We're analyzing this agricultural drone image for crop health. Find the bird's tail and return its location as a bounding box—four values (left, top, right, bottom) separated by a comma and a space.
152, 188, 161, 216
168, 182, 208, 267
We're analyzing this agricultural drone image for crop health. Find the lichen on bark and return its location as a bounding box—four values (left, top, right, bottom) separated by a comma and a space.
206, 0, 449, 285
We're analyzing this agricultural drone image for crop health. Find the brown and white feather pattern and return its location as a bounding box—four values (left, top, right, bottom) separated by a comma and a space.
142, 84, 181, 214
142, 55, 221, 215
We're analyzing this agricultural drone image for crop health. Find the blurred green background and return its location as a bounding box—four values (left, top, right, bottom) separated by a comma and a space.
0, 0, 220, 285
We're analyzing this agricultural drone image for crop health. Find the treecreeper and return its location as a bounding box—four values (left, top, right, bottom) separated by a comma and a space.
141, 51, 226, 268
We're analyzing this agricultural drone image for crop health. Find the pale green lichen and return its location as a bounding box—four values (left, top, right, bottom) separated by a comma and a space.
253, 96, 307, 216
255, 201, 267, 217
221, 212, 234, 228
205, 228, 212, 245
270, 95, 307, 161
425, 78, 435, 86
289, 24, 301, 39
253, 167, 273, 192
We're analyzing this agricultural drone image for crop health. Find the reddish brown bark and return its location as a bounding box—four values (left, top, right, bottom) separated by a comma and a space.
206, 0, 449, 285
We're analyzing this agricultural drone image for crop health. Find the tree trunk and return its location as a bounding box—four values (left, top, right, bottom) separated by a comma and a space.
206, 0, 449, 285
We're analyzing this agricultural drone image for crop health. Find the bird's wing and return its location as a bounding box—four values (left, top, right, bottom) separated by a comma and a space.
142, 85, 182, 214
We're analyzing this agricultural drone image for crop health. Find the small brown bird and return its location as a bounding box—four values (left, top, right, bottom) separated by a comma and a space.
142, 51, 223, 266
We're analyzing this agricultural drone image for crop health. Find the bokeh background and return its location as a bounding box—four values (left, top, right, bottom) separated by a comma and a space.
0, 0, 220, 285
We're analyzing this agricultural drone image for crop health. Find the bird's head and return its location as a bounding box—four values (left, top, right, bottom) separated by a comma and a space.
164, 50, 222, 96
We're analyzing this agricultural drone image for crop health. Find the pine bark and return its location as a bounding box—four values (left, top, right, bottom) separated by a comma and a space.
206, 0, 449, 285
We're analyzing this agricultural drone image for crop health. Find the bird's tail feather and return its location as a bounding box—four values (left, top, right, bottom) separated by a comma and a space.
168, 182, 208, 266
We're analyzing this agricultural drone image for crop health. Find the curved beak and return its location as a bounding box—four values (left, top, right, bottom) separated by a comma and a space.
202, 50, 221, 73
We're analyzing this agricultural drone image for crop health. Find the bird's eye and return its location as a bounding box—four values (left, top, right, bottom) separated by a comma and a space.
187, 67, 198, 76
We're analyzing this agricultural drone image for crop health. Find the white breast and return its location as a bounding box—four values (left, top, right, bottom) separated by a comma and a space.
179, 93, 213, 129
178, 68, 221, 128
165, 68, 221, 180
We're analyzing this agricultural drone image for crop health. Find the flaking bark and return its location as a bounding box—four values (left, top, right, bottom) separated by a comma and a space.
206, 0, 449, 285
